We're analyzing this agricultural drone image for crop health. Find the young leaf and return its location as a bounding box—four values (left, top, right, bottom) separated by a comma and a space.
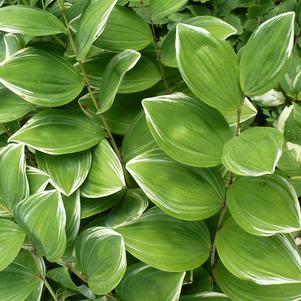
0, 143, 29, 211
240, 12, 295, 96
278, 142, 301, 177
26, 166, 50, 194
14, 190, 67, 262
81, 140, 125, 198
76, 0, 118, 60
215, 262, 301, 301
227, 175, 301, 235
115, 207, 211, 272
95, 5, 152, 51
216, 218, 301, 284
180, 292, 230, 300
3, 33, 25, 59
0, 48, 84, 107
142, 93, 233, 167
0, 5, 65, 36
0, 218, 26, 271
126, 150, 224, 221
9, 109, 105, 155
36, 150, 92, 196
222, 127, 283, 176
116, 262, 185, 301
98, 50, 141, 113
176, 24, 243, 111
75, 227, 127, 295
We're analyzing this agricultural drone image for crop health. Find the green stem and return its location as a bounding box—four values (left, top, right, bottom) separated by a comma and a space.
44, 278, 59, 301
64, 261, 88, 283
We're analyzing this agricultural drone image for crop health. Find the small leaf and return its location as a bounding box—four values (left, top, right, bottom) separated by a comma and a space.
240, 12, 295, 96
116, 262, 185, 301
215, 262, 301, 301
81, 140, 125, 198
76, 0, 118, 60
176, 23, 242, 111
278, 142, 301, 177
115, 207, 211, 272
0, 143, 29, 211
180, 292, 230, 300
9, 109, 105, 155
4, 33, 25, 59
126, 150, 224, 220
150, 0, 188, 21
26, 166, 50, 194
0, 48, 84, 107
98, 50, 141, 113
252, 89, 286, 107
227, 175, 301, 235
75, 227, 127, 295
143, 93, 233, 167
0, 5, 65, 36
14, 190, 66, 262
36, 150, 92, 196
0, 218, 26, 271
222, 127, 283, 176
216, 218, 301, 284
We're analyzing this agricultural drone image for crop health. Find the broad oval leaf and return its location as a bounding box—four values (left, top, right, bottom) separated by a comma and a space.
9, 109, 105, 155
126, 150, 224, 220
0, 218, 26, 271
215, 262, 301, 301
115, 207, 211, 272
142, 93, 233, 167
222, 127, 283, 176
0, 143, 29, 211
95, 5, 152, 51
0, 250, 43, 301
98, 50, 141, 113
76, 0, 118, 60
149, 0, 188, 22
36, 150, 92, 196
0, 48, 84, 107
26, 166, 50, 194
14, 190, 67, 262
75, 227, 126, 295
81, 140, 125, 198
216, 218, 301, 284
161, 16, 237, 68
0, 5, 65, 36
116, 262, 185, 301
176, 23, 242, 111
0, 85, 36, 123
240, 12, 295, 96
227, 175, 301, 235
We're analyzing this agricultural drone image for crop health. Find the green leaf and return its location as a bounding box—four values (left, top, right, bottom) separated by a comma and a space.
26, 166, 50, 194
115, 207, 211, 272
14, 190, 66, 262
0, 218, 26, 271
176, 23, 242, 111
142, 93, 233, 167
216, 218, 301, 284
227, 175, 301, 235
252, 89, 286, 107
76, 0, 118, 60
0, 143, 29, 211
62, 191, 81, 244
150, 0, 188, 21
98, 50, 141, 113
280, 53, 301, 100
240, 12, 295, 96
9, 109, 105, 155
122, 111, 158, 162
0, 85, 36, 123
95, 5, 152, 51
75, 227, 127, 295
222, 127, 283, 176
0, 48, 84, 107
0, 5, 65, 36
105, 189, 149, 227
116, 262, 185, 301
36, 150, 92, 196
161, 16, 237, 68
0, 250, 43, 301
126, 150, 224, 220
215, 262, 301, 301
81, 140, 125, 198
278, 142, 301, 177
3, 33, 25, 59
180, 292, 231, 300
